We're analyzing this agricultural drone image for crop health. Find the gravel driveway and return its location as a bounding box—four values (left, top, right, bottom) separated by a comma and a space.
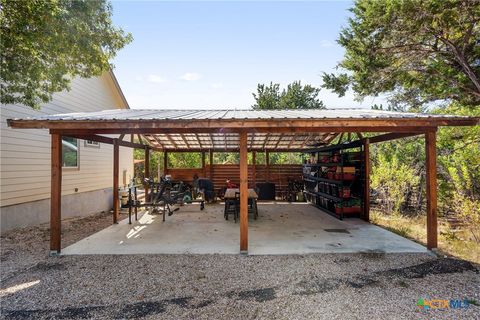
1, 212, 479, 319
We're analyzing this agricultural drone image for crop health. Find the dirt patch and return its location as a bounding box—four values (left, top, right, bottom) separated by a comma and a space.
167, 297, 193, 308
295, 278, 342, 295
380, 258, 478, 279
2, 296, 212, 320
346, 275, 379, 289
295, 257, 474, 296
0, 211, 120, 280
236, 288, 277, 302
119, 301, 166, 319
30, 261, 66, 272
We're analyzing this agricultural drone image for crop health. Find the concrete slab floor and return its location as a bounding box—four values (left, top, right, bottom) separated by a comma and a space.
61, 203, 428, 255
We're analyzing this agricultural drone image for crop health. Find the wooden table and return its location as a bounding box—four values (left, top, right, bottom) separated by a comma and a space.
224, 188, 258, 199
224, 188, 258, 219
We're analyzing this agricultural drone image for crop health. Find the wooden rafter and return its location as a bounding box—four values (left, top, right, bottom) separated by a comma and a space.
151, 135, 165, 149
118, 134, 125, 141
195, 133, 203, 148
206, 133, 213, 148
275, 133, 284, 149
300, 133, 313, 148
287, 134, 297, 148
165, 134, 178, 149
180, 133, 190, 148
262, 133, 270, 150
325, 133, 339, 144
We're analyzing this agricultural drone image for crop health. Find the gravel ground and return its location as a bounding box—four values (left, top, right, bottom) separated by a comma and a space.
1, 212, 479, 320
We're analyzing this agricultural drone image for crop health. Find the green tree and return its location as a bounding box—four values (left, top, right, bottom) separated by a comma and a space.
252, 81, 325, 109
252, 82, 281, 110
1, 0, 132, 109
167, 152, 202, 168
322, 0, 480, 109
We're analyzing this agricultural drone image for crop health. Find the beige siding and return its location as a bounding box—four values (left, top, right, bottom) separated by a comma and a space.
0, 73, 133, 207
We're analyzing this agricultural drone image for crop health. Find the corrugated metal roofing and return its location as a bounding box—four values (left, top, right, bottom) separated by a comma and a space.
9, 108, 473, 121
8, 108, 478, 151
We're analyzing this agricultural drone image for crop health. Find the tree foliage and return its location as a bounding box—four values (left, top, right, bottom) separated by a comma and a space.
0, 0, 132, 109
371, 151, 420, 214
321, 0, 480, 246
322, 0, 480, 109
368, 105, 480, 243
252, 81, 325, 109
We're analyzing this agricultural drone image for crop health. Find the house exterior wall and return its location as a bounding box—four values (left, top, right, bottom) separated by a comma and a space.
0, 72, 133, 232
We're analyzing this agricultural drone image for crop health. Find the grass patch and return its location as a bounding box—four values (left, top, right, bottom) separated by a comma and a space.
371, 209, 480, 264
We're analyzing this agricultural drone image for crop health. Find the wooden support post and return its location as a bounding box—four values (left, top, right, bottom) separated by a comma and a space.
265, 150, 270, 182
145, 147, 150, 202
209, 149, 213, 179
252, 151, 256, 187
158, 152, 161, 181
425, 131, 438, 250
163, 151, 168, 176
201, 151, 206, 177
363, 138, 370, 222
239, 132, 248, 254
113, 139, 119, 224
50, 134, 62, 254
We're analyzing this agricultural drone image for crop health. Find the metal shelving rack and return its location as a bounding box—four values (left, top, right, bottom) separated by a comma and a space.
302, 141, 365, 220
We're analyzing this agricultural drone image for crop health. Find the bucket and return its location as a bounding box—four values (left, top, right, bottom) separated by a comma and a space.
297, 192, 304, 202
120, 189, 129, 206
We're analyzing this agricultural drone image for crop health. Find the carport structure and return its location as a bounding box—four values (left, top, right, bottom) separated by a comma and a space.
7, 109, 479, 254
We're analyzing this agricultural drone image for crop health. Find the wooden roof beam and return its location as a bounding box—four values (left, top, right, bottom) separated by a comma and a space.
11, 117, 476, 130
368, 132, 423, 144
49, 126, 435, 135
65, 134, 153, 150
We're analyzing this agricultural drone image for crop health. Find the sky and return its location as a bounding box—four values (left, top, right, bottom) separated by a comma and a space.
111, 1, 387, 109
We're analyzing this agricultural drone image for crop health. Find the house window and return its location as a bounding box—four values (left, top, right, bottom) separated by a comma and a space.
62, 137, 78, 168
84, 140, 100, 148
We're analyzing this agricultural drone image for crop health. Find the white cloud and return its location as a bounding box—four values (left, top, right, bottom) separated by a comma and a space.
319, 40, 334, 48
147, 74, 167, 83
180, 72, 201, 81
211, 82, 223, 89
